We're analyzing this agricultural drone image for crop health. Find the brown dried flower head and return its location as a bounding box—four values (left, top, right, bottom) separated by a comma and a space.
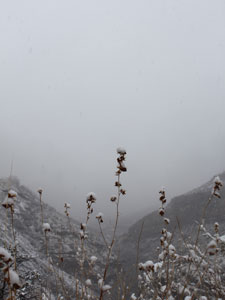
110, 195, 117, 202
86, 192, 96, 204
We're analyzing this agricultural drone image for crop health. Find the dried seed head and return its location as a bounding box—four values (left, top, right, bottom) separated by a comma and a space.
207, 240, 218, 255
141, 260, 154, 272
214, 222, 219, 233
214, 176, 223, 187
164, 218, 170, 225
2, 196, 14, 209
159, 188, 166, 204
86, 192, 96, 204
161, 228, 167, 235
159, 208, 165, 216
80, 230, 84, 239
110, 195, 117, 202
37, 188, 43, 195
43, 223, 51, 232
80, 223, 87, 230
96, 212, 104, 223
120, 189, 126, 195
8, 190, 17, 199
160, 237, 165, 246
212, 176, 223, 198
64, 202, 71, 209
169, 244, 176, 256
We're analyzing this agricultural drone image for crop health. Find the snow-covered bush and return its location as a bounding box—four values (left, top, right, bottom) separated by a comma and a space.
136, 177, 225, 300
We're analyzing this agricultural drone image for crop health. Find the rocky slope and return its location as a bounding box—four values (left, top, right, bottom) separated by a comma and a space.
0, 177, 106, 299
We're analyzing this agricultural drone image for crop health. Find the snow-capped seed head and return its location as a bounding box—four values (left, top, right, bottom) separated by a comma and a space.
80, 230, 84, 239
0, 247, 12, 263
207, 240, 218, 255
86, 192, 96, 203
117, 147, 126, 155
158, 251, 166, 261
101, 284, 112, 292
8, 269, 21, 289
214, 176, 223, 186
160, 236, 165, 246
166, 231, 172, 240
161, 228, 167, 235
96, 212, 103, 218
90, 256, 97, 263
131, 293, 137, 300
154, 262, 163, 272
159, 186, 165, 193
96, 212, 103, 223
208, 240, 217, 249
164, 218, 170, 225
139, 261, 154, 272
212, 176, 223, 198
98, 278, 103, 288
143, 260, 154, 272
85, 279, 92, 286
64, 202, 71, 209
37, 188, 43, 195
110, 195, 117, 202
43, 223, 51, 232
169, 244, 176, 255
2, 196, 14, 209
159, 207, 165, 216
80, 223, 87, 231
214, 222, 219, 233
8, 190, 17, 199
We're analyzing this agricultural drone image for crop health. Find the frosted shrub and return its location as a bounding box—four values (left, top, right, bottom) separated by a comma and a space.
0, 244, 21, 300
136, 177, 225, 300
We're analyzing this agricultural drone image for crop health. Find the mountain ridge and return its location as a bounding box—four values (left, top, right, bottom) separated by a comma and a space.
118, 171, 225, 268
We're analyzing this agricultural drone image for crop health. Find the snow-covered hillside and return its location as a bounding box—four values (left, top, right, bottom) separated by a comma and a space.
0, 177, 106, 299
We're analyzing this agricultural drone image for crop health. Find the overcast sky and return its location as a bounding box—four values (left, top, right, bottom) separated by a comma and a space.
1, 0, 225, 222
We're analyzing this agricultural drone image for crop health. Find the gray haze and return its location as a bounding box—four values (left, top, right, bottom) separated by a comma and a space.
1, 0, 225, 221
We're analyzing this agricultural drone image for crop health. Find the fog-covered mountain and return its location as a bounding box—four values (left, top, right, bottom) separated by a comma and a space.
118, 171, 225, 281
89, 203, 158, 237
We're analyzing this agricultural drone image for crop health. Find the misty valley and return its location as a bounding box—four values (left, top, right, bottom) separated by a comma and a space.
1, 0, 225, 299
1, 148, 225, 299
